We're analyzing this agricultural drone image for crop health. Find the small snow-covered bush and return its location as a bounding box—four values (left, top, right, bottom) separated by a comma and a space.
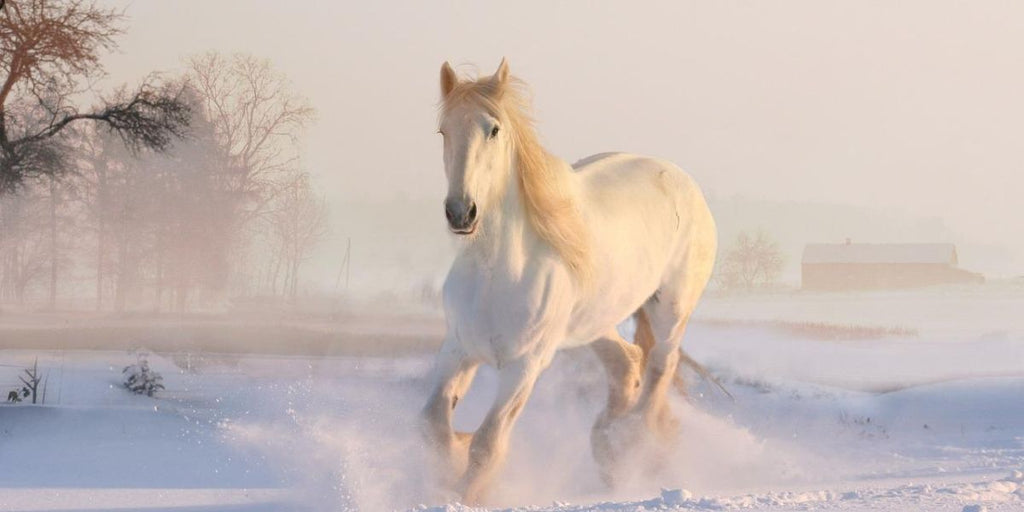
123, 355, 165, 397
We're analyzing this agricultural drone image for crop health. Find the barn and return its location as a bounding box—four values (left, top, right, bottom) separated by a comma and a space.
801, 242, 984, 291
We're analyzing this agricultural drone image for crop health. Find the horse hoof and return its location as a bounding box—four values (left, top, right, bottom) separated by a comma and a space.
591, 413, 646, 487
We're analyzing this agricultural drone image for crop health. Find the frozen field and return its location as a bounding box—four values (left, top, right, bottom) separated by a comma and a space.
1, 287, 1023, 511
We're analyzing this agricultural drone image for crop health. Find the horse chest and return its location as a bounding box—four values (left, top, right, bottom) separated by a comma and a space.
444, 260, 571, 365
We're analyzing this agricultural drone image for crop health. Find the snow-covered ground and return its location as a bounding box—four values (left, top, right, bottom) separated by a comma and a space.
1, 287, 1023, 511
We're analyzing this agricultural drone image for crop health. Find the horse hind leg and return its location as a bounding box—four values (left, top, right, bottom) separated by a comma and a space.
591, 304, 693, 487
633, 308, 656, 365
592, 330, 644, 416
634, 294, 693, 441
589, 330, 644, 486
641, 309, 709, 398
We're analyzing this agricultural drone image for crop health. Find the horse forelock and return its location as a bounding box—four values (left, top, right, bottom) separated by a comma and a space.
440, 75, 593, 286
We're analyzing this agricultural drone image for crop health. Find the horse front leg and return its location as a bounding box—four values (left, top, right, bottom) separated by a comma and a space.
589, 330, 644, 486
458, 356, 544, 504
421, 338, 479, 487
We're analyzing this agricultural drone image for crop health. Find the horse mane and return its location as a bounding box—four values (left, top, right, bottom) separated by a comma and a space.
441, 73, 593, 286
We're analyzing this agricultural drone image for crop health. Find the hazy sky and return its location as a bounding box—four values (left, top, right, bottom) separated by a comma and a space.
94, 1, 1023, 285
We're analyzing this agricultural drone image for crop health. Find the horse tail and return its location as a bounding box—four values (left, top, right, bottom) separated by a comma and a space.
675, 348, 734, 402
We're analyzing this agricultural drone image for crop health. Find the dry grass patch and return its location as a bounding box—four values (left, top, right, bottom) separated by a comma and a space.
700, 318, 918, 340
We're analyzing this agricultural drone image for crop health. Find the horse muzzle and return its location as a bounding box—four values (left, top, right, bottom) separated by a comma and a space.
445, 198, 478, 235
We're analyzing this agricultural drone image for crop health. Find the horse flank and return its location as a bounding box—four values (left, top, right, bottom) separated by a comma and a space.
440, 74, 594, 286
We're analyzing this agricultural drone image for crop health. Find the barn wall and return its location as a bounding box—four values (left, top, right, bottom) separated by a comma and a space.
801, 263, 982, 291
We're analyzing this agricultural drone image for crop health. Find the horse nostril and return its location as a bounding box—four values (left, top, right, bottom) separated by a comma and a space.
445, 205, 455, 223
467, 202, 477, 223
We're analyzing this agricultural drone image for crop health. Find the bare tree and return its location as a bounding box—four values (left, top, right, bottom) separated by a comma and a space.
77, 124, 112, 309
74, 99, 237, 313
0, 185, 48, 302
266, 172, 328, 301
0, 0, 190, 191
185, 52, 314, 221
45, 169, 77, 310
104, 147, 148, 313
18, 358, 44, 404
185, 53, 315, 298
717, 229, 785, 290
146, 96, 237, 312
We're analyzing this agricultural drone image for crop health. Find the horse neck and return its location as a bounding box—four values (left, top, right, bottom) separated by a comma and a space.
466, 152, 575, 276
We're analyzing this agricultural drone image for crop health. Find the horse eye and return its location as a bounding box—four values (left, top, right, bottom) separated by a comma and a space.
489, 125, 500, 139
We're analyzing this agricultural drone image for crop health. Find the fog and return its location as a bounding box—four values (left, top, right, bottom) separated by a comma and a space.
3, 3, 1024, 511
90, 0, 1024, 296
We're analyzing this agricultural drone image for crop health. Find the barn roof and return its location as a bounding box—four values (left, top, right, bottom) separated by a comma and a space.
802, 243, 958, 265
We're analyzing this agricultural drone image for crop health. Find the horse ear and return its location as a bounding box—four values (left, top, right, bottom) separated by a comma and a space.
493, 57, 510, 89
440, 61, 458, 98
482, 58, 510, 98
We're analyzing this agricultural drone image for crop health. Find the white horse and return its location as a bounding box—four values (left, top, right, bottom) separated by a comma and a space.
421, 58, 717, 504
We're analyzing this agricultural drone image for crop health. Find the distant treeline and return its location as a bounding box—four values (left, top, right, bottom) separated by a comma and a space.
0, 2, 326, 311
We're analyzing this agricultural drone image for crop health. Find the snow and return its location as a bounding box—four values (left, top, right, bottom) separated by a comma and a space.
0, 287, 1022, 511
